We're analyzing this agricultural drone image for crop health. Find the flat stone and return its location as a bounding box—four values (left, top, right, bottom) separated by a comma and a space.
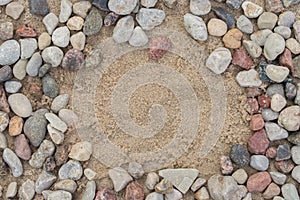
42, 13, 59, 35
108, 167, 133, 192
207, 18, 227, 37
278, 106, 300, 131
264, 33, 285, 61
42, 46, 64, 67
6, 2, 24, 20
54, 179, 77, 193
270, 171, 286, 185
250, 155, 269, 171
242, 1, 263, 18
108, 0, 138, 15
136, 8, 165, 31
35, 171, 57, 194
237, 15, 253, 34
19, 179, 35, 200
59, 160, 83, 180
206, 47, 231, 74
3, 148, 23, 177
29, 139, 55, 168
236, 69, 262, 87
52, 26, 70, 48
282, 183, 300, 200
275, 26, 291, 39
0, 40, 20, 66
83, 9, 103, 37
59, 0, 72, 23
190, 0, 211, 15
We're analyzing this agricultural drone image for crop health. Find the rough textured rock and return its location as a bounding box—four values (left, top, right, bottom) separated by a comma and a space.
29, 139, 55, 168
108, 167, 133, 192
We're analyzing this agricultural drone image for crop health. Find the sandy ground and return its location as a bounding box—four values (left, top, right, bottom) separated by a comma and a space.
2, 0, 300, 199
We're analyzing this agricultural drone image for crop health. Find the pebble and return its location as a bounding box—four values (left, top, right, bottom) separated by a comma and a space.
275, 26, 291, 39
280, 48, 293, 71
264, 33, 285, 61
294, 21, 300, 43
26, 52, 42, 77
250, 29, 272, 46
6, 182, 17, 198
222, 28, 243, 49
262, 108, 279, 121
195, 187, 210, 200
271, 94, 286, 112
229, 144, 250, 167
8, 93, 32, 118
163, 0, 177, 8
266, 65, 289, 83
278, 11, 295, 27
59, 0, 72, 23
58, 109, 78, 127
0, 132, 7, 149
82, 181, 96, 200
207, 174, 238, 200
29, 0, 49, 16
291, 146, 300, 164
275, 160, 295, 173
3, 148, 23, 177
242, 1, 263, 18
282, 183, 300, 200
265, 0, 284, 13
165, 189, 182, 200
220, 155, 233, 175
67, 16, 84, 31
52, 26, 70, 48
129, 26, 149, 47
232, 169, 248, 184
257, 12, 278, 29
94, 188, 117, 200
104, 12, 119, 27
289, 132, 300, 145
270, 171, 287, 185
236, 69, 262, 87
84, 168, 98, 181
292, 165, 300, 183
15, 134, 31, 160
38, 32, 51, 50
54, 179, 77, 193
266, 147, 278, 160
145, 172, 160, 190
43, 156, 56, 172
108, 167, 133, 192
42, 13, 59, 35
42, 75, 59, 98
207, 18, 227, 37
191, 178, 206, 192
237, 15, 253, 34
0, 66, 12, 83
265, 122, 288, 141
54, 145, 68, 167
83, 9, 103, 37
0, 22, 13, 41
73, 1, 91, 18
19, 179, 35, 200
6, 2, 24, 20
0, 40, 20, 66
155, 179, 173, 194
145, 192, 163, 200
45, 113, 67, 133
248, 129, 269, 154
42, 46, 64, 67
136, 8, 166, 31
212, 7, 235, 28
278, 106, 300, 131
108, 0, 137, 15
141, 0, 158, 7
263, 183, 280, 199
190, 0, 211, 15
294, 56, 300, 79
249, 114, 264, 131
62, 49, 85, 71
24, 109, 48, 147
226, 0, 243, 9
276, 144, 291, 161
258, 95, 271, 108
35, 171, 57, 194
51, 94, 69, 113
250, 155, 269, 171
267, 84, 285, 97
70, 32, 86, 51
5, 81, 22, 94
92, 0, 109, 11
0, 111, 8, 133
243, 40, 262, 58
232, 48, 253, 70
125, 181, 144, 200
47, 124, 64, 145
113, 15, 134, 43
128, 162, 144, 179
16, 25, 37, 38
48, 190, 72, 200
59, 160, 83, 180
246, 172, 271, 192
69, 141, 92, 161
0, 0, 11, 5
206, 47, 231, 74
149, 37, 172, 60
29, 139, 55, 168
285, 82, 297, 100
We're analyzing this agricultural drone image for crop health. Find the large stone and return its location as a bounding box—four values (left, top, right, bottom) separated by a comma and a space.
264, 33, 285, 61
8, 93, 32, 118
281, 183, 300, 200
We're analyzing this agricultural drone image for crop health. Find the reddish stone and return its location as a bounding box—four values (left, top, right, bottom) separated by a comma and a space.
248, 129, 270, 154
265, 147, 277, 159
95, 188, 117, 200
43, 157, 56, 172
0, 85, 9, 113
258, 95, 271, 108
220, 155, 233, 175
247, 172, 271, 192
149, 37, 172, 60
16, 25, 37, 38
62, 49, 85, 71
279, 48, 294, 72
275, 160, 295, 173
14, 134, 32, 160
232, 48, 254, 70
246, 88, 262, 98
265, 0, 284, 13
246, 98, 259, 114
125, 181, 144, 200
249, 114, 264, 131
263, 183, 280, 199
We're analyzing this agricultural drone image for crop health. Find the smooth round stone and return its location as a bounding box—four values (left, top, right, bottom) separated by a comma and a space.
237, 15, 253, 34
20, 38, 37, 59
129, 26, 148, 47
136, 8, 165, 31
287, 38, 300, 54
26, 52, 42, 77
67, 16, 84, 31
250, 29, 272, 46
0, 40, 20, 66
9, 116, 23, 136
73, 1, 91, 18
223, 28, 243, 49
293, 21, 300, 43
59, 0, 73, 23
69, 141, 92, 161
62, 49, 85, 71
4, 81, 21, 94
82, 181, 96, 200
264, 33, 285, 61
206, 47, 232, 74
141, 0, 158, 7
184, 13, 207, 41
14, 134, 31, 160
108, 0, 138, 15
263, 183, 280, 199
271, 94, 286, 112
232, 169, 248, 184
257, 12, 278, 29
243, 40, 262, 58
8, 93, 32, 118
236, 69, 262, 87
207, 18, 227, 37
247, 172, 271, 192
3, 148, 23, 177
52, 26, 70, 48
0, 0, 12, 6
265, 122, 288, 141
51, 94, 69, 113
42, 13, 59, 35
42, 46, 64, 67
262, 108, 279, 121
58, 109, 78, 127
0, 65, 12, 83
83, 9, 103, 36
5, 2, 24, 20
6, 182, 17, 198
292, 146, 300, 164
45, 112, 67, 133
0, 132, 7, 149
278, 106, 300, 131
59, 160, 83, 180
278, 11, 295, 27
266, 65, 289, 83
282, 183, 300, 200
29, 139, 55, 168
190, 0, 211, 15
54, 180, 77, 193
250, 155, 269, 171
270, 171, 286, 185
242, 1, 263, 18
113, 16, 134, 43
274, 26, 291, 39
70, 32, 86, 51
38, 32, 51, 50
19, 179, 35, 200
0, 22, 13, 41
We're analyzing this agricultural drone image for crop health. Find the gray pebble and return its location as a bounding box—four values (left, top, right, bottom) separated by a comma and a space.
82, 181, 96, 200
270, 171, 286, 185
42, 75, 59, 98
292, 146, 300, 164
236, 69, 262, 87
108, 0, 138, 15
38, 64, 51, 78
4, 81, 22, 93
129, 26, 148, 47
42, 46, 64, 67
274, 26, 291, 39
128, 162, 144, 179
19, 179, 35, 200
3, 148, 23, 177
35, 171, 57, 194
73, 1, 91, 18
8, 93, 32, 118
243, 40, 262, 58
267, 84, 285, 97
45, 112, 67, 133
52, 26, 70, 48
29, 139, 55, 168
265, 122, 288, 141
276, 144, 291, 161
5, 2, 24, 20
0, 132, 7, 149
20, 38, 37, 59
6, 182, 17, 198
54, 179, 77, 193
250, 29, 272, 46
206, 47, 231, 74
190, 0, 211, 15
0, 0, 11, 5
165, 189, 182, 200
262, 108, 279, 121
108, 167, 133, 192
47, 124, 64, 145
271, 93, 287, 112
250, 155, 269, 171
141, 0, 158, 7
242, 1, 263, 18
84, 168, 98, 181
0, 65, 12, 83
29, 0, 49, 16
294, 20, 300, 43
184, 13, 207, 41
145, 192, 163, 200
0, 40, 20, 66
278, 105, 300, 131
226, 0, 242, 9
257, 12, 278, 29
59, 0, 72, 23
278, 11, 296, 27
48, 190, 72, 200
13, 59, 27, 80
282, 183, 299, 200
68, 141, 92, 161
264, 33, 285, 61
51, 94, 69, 113
145, 172, 159, 190
237, 15, 253, 34
136, 8, 166, 31
0, 112, 9, 132
42, 13, 59, 35
83, 9, 103, 37
70, 32, 86, 51
26, 52, 42, 77
113, 16, 134, 43
0, 22, 13, 41
59, 160, 83, 180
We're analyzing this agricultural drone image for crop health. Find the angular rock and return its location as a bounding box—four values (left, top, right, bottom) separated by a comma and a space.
108, 167, 133, 192
59, 160, 83, 180
35, 171, 57, 194
29, 140, 55, 168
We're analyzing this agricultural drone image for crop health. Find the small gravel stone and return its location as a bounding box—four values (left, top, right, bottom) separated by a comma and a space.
232, 169, 248, 184
292, 165, 300, 184
291, 146, 300, 164
237, 15, 253, 34
48, 190, 72, 200
43, 156, 56, 172
266, 65, 289, 83
67, 16, 84, 31
250, 155, 269, 171
265, 0, 284, 13
276, 144, 291, 161
263, 183, 280, 199
294, 21, 300, 43
236, 69, 262, 87
38, 64, 51, 78
19, 179, 35, 200
220, 155, 233, 174
29, 139, 55, 168
129, 26, 148, 47
73, 1, 91, 18
45, 112, 67, 133
70, 32, 86, 51
0, 40, 20, 66
0, 66, 12, 83
275, 160, 295, 173
232, 48, 254, 70
270, 171, 286, 185
15, 134, 31, 160
42, 75, 59, 98
0, 111, 8, 133
8, 93, 32, 118
191, 178, 206, 192
190, 0, 211, 15
242, 1, 263, 18
266, 146, 277, 158
280, 48, 293, 71
6, 2, 24, 20
278, 11, 295, 27
265, 122, 288, 141
136, 8, 165, 31
58, 109, 78, 127
212, 7, 235, 28
278, 106, 300, 131
250, 29, 272, 46
35, 171, 57, 194
16, 25, 36, 38
223, 28, 243, 49
257, 12, 278, 29
59, 0, 72, 23
38, 32, 51, 50
229, 144, 250, 167
26, 52, 42, 77
249, 114, 264, 131
6, 182, 17, 198
165, 189, 182, 200
42, 13, 59, 35
5, 81, 22, 94
285, 82, 297, 100
0, 22, 13, 41
59, 160, 83, 180
128, 162, 144, 179
163, 0, 177, 8
282, 183, 300, 200
275, 26, 291, 39
267, 84, 285, 97
83, 9, 103, 37
271, 94, 287, 112
52, 26, 70, 48
145, 192, 163, 200
69, 141, 92, 161
184, 13, 208, 41
0, 132, 7, 149
29, 0, 49, 16
3, 148, 23, 177
262, 108, 279, 121
54, 179, 77, 193
145, 172, 160, 190
207, 18, 227, 37
264, 33, 285, 61
258, 94, 271, 108
42, 46, 64, 67
206, 47, 231, 74
47, 124, 64, 145
108, 0, 138, 15
84, 168, 98, 181
155, 179, 173, 194
246, 172, 271, 192
82, 181, 96, 200
195, 187, 210, 200
51, 94, 69, 113
149, 37, 172, 60
248, 129, 269, 154
109, 167, 133, 192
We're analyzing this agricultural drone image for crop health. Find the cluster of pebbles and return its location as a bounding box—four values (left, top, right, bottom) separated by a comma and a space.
0, 0, 300, 199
